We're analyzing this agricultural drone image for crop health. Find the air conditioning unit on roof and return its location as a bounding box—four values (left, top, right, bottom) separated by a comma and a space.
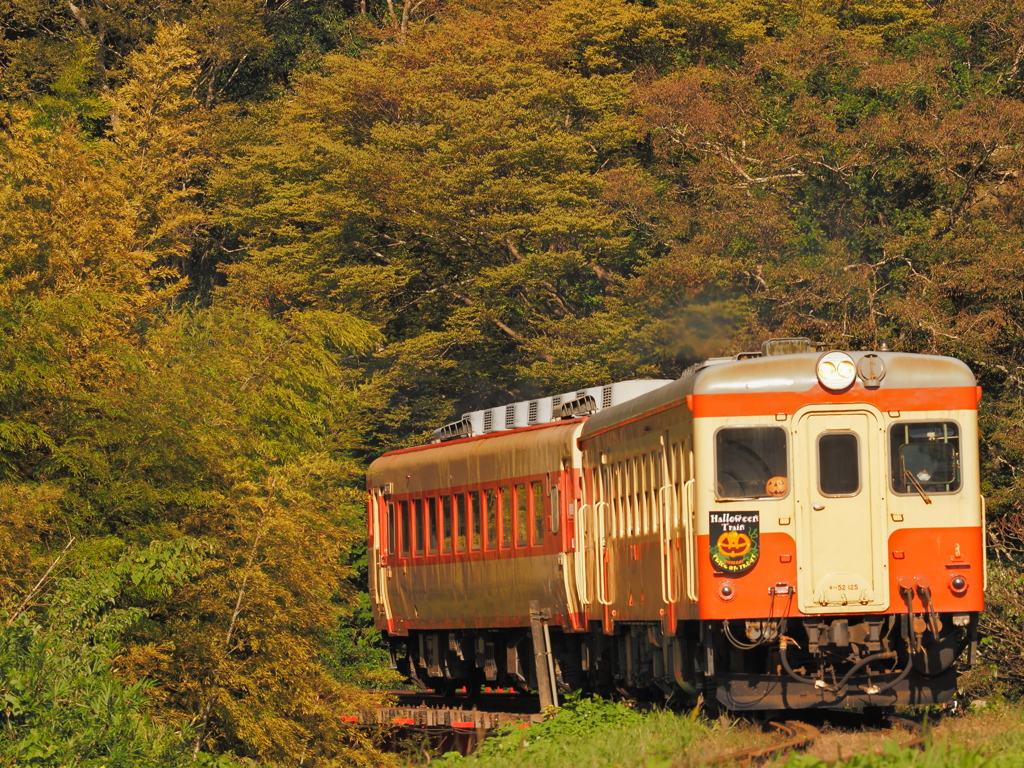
448, 379, 673, 438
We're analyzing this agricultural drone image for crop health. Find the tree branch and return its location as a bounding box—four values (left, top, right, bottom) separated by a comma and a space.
6, 538, 75, 626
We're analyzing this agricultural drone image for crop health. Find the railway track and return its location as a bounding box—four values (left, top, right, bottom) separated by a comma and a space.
389, 688, 542, 713
882, 715, 928, 751
357, 690, 938, 763
712, 721, 822, 766
351, 689, 546, 757
709, 712, 929, 765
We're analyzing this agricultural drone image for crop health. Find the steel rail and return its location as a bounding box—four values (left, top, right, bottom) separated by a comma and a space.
712, 720, 821, 765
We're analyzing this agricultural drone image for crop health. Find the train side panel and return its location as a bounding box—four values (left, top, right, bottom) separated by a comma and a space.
577, 391, 700, 633
367, 421, 584, 635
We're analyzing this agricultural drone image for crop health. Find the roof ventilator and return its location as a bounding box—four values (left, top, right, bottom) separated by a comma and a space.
442, 379, 672, 437
558, 395, 598, 419
432, 418, 474, 443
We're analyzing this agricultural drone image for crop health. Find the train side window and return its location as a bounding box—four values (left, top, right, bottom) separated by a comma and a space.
485, 489, 497, 550
818, 432, 860, 496
550, 484, 560, 534
673, 441, 684, 528
456, 493, 467, 552
629, 459, 638, 535
501, 487, 512, 548
442, 496, 453, 553
645, 454, 653, 533
628, 458, 637, 535
889, 421, 961, 495
606, 465, 616, 537
609, 465, 621, 538
399, 500, 410, 557
643, 454, 651, 532
715, 427, 788, 499
630, 456, 638, 536
516, 484, 529, 547
428, 497, 438, 555
532, 482, 544, 545
630, 457, 639, 535
616, 462, 626, 537
652, 452, 662, 533
469, 491, 482, 551
387, 502, 396, 557
646, 455, 655, 533
413, 498, 424, 557
630, 458, 639, 535
619, 461, 628, 536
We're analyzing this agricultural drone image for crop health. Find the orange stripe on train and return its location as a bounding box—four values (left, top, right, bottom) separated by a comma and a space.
689, 385, 980, 419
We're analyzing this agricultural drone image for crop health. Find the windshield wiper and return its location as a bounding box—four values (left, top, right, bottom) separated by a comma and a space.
901, 461, 933, 505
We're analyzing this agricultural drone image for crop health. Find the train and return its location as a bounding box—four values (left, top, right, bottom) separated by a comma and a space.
367, 338, 985, 710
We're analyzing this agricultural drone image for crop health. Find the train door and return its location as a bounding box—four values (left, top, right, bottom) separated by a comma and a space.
658, 437, 678, 611
794, 408, 890, 614
596, 464, 615, 626
372, 491, 396, 629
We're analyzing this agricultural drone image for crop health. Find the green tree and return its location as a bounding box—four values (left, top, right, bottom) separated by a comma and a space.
206, 2, 691, 445
107, 307, 384, 764
0, 539, 205, 767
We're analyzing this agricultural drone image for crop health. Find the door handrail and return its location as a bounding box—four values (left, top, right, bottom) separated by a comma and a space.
596, 501, 612, 606
682, 478, 698, 603
659, 484, 678, 604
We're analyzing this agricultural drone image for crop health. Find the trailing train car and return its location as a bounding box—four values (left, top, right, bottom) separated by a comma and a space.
367, 339, 985, 710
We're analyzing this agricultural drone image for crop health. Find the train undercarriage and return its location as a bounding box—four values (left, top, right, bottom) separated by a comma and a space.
388, 610, 979, 711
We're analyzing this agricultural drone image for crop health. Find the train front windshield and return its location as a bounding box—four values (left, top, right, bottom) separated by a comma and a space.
715, 427, 788, 499
890, 421, 961, 494
715, 420, 963, 500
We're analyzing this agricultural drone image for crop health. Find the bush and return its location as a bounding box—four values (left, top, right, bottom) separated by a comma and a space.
434, 695, 705, 768
0, 540, 204, 767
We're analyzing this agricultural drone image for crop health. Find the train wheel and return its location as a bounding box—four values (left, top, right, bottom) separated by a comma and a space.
427, 678, 458, 697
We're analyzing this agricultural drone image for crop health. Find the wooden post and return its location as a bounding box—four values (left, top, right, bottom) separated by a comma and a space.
529, 600, 555, 710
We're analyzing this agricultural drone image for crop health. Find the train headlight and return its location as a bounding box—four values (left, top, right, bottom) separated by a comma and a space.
816, 352, 857, 392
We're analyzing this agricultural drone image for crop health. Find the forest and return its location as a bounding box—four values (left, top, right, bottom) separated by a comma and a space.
1, 0, 1023, 764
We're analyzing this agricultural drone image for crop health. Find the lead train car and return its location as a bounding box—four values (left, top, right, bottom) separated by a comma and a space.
367, 340, 985, 710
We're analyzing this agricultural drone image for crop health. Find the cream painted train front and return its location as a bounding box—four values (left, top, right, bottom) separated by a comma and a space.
368, 340, 984, 709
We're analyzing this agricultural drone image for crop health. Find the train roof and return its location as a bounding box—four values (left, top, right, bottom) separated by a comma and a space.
373, 339, 977, 467
580, 344, 977, 439
367, 418, 585, 493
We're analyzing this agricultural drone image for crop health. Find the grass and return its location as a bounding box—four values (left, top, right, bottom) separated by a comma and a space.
396, 698, 1024, 768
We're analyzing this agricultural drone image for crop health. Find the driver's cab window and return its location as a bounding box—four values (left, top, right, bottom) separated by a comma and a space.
715, 427, 789, 499
890, 421, 961, 494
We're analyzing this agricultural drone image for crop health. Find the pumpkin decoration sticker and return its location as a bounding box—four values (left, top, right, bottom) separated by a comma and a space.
766, 476, 788, 497
710, 511, 760, 575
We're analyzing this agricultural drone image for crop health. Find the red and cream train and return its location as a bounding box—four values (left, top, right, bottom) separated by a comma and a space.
367, 339, 985, 709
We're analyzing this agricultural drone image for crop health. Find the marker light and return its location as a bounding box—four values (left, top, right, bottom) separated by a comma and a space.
949, 575, 968, 595
816, 351, 857, 392
717, 581, 736, 602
